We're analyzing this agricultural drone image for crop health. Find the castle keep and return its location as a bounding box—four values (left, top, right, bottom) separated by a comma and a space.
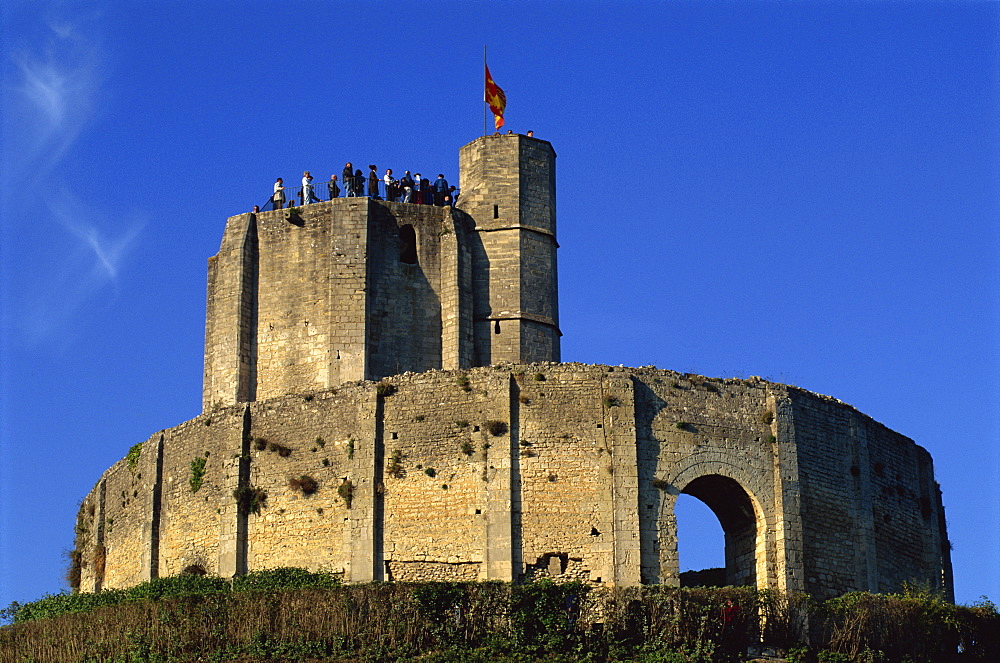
73, 135, 953, 600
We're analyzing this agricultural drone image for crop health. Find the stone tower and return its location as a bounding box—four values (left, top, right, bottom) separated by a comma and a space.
457, 135, 560, 367
203, 134, 560, 411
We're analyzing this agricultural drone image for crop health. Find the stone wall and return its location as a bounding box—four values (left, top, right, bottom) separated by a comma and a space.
75, 364, 952, 600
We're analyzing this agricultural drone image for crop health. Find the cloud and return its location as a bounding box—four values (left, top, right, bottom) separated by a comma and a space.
3, 13, 144, 344
10, 21, 101, 171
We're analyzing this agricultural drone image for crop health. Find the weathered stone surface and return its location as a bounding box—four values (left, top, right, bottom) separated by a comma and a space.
73, 136, 952, 602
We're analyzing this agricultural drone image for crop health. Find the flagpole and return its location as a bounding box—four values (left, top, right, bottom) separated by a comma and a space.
483, 45, 487, 136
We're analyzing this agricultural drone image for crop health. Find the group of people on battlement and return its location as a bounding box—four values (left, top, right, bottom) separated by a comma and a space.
266, 163, 457, 212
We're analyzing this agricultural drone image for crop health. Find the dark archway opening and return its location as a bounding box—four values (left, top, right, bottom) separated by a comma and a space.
399, 224, 417, 264
678, 474, 758, 587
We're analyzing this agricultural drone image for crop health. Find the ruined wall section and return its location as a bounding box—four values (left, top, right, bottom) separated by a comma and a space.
632, 372, 789, 590
514, 366, 614, 584
789, 388, 952, 599
245, 390, 358, 576
378, 370, 499, 581
80, 365, 949, 601
156, 411, 241, 578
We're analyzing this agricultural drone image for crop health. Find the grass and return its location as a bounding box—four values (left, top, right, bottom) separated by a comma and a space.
376, 382, 396, 397
603, 396, 620, 408
460, 441, 475, 456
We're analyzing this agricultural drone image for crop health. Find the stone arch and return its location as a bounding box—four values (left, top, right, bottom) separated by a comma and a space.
658, 456, 775, 590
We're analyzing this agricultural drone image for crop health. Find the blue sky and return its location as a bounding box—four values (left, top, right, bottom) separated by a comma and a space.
1, 1, 997, 608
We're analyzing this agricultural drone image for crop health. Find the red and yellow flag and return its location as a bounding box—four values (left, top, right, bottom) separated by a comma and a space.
485, 64, 507, 130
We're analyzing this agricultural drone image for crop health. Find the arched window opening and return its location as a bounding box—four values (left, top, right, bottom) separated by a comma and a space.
675, 494, 725, 587
399, 224, 417, 264
677, 474, 758, 587
181, 564, 207, 576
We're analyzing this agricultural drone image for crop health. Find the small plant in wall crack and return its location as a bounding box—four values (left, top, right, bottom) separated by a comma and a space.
189, 456, 207, 493
346, 438, 355, 460
603, 396, 620, 408
456, 374, 472, 392
761, 410, 775, 425
652, 478, 669, 490
125, 442, 143, 471
338, 479, 354, 508
376, 382, 396, 397
484, 420, 508, 437
460, 440, 475, 456
387, 449, 404, 478
289, 475, 319, 496
233, 485, 267, 515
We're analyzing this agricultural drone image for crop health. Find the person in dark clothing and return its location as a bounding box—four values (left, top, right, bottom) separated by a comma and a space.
433, 174, 449, 206
343, 163, 355, 197
353, 170, 364, 197
368, 165, 380, 199
328, 175, 340, 199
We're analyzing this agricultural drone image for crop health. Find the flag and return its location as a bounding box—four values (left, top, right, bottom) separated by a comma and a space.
485, 64, 506, 130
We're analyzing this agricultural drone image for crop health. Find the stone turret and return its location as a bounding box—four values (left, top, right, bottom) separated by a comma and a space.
458, 135, 560, 366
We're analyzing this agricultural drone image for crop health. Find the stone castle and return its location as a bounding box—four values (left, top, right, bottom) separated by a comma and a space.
72, 135, 954, 600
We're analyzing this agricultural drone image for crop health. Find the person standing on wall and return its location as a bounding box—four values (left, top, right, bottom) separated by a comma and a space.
343, 162, 355, 197
383, 168, 395, 202
368, 165, 380, 199
328, 175, 340, 199
433, 174, 449, 206
303, 171, 317, 205
400, 171, 414, 203
413, 173, 423, 204
272, 177, 285, 210
354, 169, 364, 197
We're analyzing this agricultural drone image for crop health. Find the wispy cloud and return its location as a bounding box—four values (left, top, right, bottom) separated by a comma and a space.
4, 13, 145, 343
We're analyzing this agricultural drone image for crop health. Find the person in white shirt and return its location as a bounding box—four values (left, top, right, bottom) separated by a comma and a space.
302, 171, 316, 205
273, 178, 285, 210
383, 169, 394, 202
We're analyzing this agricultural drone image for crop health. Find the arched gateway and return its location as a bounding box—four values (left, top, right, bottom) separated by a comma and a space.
72, 136, 953, 602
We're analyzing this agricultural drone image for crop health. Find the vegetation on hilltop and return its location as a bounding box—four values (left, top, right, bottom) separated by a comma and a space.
1, 571, 996, 662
